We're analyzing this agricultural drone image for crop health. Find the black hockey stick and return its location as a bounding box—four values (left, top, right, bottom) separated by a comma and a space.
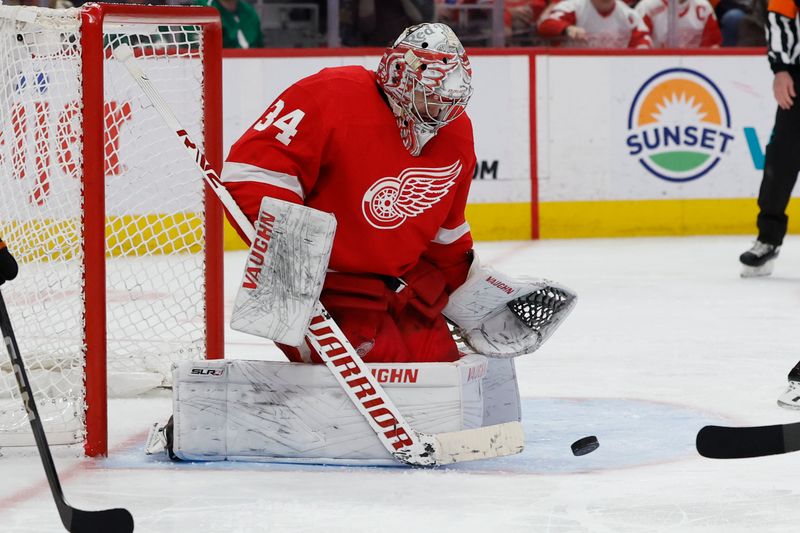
696, 422, 800, 459
0, 248, 134, 532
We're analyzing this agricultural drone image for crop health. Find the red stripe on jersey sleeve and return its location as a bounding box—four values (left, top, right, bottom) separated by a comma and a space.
538, 10, 577, 37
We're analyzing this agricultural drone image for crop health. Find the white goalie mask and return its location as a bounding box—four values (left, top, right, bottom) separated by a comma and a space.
376, 23, 473, 157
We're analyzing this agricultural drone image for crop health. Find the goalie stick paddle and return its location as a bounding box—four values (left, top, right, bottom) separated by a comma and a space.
0, 290, 134, 533
696, 422, 800, 459
113, 44, 524, 467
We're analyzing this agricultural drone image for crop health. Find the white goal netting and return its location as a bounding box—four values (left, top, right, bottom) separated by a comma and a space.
0, 5, 216, 448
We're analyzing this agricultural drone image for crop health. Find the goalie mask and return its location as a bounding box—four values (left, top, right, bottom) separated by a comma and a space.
376, 23, 473, 157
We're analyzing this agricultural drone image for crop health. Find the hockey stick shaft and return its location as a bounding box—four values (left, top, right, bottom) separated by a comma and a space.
114, 45, 522, 466
0, 290, 133, 532
0, 290, 69, 522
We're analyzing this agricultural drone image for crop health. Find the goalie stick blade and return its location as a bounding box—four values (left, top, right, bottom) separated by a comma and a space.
394, 422, 525, 466
696, 422, 800, 459
434, 421, 525, 465
67, 507, 134, 533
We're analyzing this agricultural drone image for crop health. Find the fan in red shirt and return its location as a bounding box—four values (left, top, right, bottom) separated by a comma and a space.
538, 0, 653, 48
635, 0, 722, 48
223, 23, 476, 365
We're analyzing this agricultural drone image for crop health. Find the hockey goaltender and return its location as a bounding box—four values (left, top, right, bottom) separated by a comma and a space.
146, 22, 577, 466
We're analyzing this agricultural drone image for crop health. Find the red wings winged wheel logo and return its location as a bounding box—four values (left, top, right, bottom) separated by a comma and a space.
361, 161, 463, 230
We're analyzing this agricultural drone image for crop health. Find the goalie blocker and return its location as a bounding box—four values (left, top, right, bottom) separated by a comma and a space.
229, 196, 336, 347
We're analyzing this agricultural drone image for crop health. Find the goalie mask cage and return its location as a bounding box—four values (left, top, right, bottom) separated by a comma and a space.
0, 3, 223, 457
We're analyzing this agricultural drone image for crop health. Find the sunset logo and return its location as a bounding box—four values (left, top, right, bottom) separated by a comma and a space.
626, 68, 734, 182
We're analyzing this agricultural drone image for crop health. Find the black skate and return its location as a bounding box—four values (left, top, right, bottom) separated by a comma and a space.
778, 361, 800, 410
739, 240, 780, 277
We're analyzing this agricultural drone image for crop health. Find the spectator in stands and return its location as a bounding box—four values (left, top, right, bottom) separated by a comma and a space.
737, 0, 767, 45
537, 0, 653, 48
435, 0, 549, 45
635, 0, 722, 47
341, 0, 434, 46
504, 0, 550, 43
435, 0, 491, 45
8, 0, 73, 6
194, 0, 263, 49
712, 0, 751, 45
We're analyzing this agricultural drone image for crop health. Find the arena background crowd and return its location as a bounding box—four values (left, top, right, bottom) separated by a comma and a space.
1, 0, 768, 49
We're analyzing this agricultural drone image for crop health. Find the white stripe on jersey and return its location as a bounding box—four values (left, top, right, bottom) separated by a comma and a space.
432, 221, 471, 245
221, 162, 305, 200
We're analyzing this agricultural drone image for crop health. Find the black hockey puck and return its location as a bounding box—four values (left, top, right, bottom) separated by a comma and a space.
571, 435, 599, 456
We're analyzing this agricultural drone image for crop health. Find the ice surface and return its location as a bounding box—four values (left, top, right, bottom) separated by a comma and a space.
2, 235, 800, 532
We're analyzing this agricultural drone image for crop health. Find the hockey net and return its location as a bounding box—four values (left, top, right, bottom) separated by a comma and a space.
0, 4, 223, 456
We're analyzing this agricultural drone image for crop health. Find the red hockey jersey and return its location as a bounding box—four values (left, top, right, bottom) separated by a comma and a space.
223, 66, 477, 287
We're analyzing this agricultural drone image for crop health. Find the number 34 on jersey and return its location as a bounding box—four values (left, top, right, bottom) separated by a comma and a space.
253, 99, 305, 146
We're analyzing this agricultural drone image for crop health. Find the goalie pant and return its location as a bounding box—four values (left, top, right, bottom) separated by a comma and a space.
281, 261, 462, 364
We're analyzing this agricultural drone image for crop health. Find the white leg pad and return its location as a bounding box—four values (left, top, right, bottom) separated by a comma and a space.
172, 355, 489, 465
482, 358, 521, 426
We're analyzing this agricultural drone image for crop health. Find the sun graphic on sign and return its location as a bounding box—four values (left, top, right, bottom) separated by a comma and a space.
650, 92, 707, 124
626, 69, 733, 182
636, 79, 721, 127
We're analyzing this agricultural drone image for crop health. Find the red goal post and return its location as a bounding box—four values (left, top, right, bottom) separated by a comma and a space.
0, 3, 223, 457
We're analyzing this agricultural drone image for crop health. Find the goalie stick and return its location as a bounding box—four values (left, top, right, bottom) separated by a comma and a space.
113, 44, 523, 467
0, 273, 134, 531
696, 422, 800, 459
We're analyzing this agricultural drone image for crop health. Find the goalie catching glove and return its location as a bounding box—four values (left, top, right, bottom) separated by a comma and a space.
443, 262, 577, 357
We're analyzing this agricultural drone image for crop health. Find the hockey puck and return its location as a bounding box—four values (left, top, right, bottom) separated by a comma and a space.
571, 435, 599, 456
